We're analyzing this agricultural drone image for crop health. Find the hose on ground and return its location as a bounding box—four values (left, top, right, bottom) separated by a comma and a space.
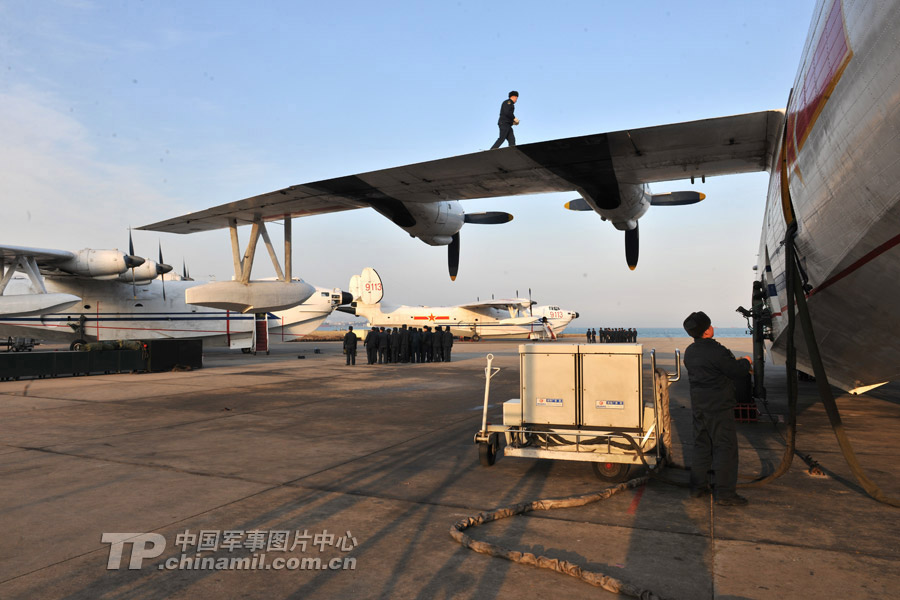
449, 475, 670, 600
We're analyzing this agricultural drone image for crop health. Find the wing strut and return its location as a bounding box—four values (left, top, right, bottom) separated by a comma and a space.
227, 215, 293, 283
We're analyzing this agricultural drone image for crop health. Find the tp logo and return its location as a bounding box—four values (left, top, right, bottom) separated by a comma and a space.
102, 533, 166, 569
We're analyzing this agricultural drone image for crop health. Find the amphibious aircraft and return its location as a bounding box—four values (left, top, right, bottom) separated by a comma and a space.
0, 242, 349, 351
338, 267, 578, 340
141, 0, 899, 392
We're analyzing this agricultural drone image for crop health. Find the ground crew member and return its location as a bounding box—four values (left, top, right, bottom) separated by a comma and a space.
442, 326, 453, 362
422, 326, 432, 362
391, 327, 400, 363
410, 327, 420, 363
586, 329, 591, 343
343, 326, 358, 365
683, 311, 752, 506
489, 91, 519, 149
377, 326, 388, 364
432, 325, 444, 362
365, 328, 378, 364
400, 324, 410, 363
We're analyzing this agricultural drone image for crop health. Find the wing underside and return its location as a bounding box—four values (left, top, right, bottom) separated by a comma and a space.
140, 110, 784, 234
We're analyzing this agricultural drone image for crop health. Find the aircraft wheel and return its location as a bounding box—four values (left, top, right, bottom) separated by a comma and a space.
241, 348, 252, 354
591, 461, 634, 482
70, 339, 87, 351
472, 334, 481, 342
478, 434, 499, 466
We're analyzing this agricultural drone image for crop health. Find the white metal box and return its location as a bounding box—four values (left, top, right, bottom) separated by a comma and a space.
519, 344, 577, 425
579, 344, 642, 428
517, 343, 643, 430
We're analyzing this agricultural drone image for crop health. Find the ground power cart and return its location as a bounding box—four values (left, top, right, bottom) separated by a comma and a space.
475, 344, 680, 481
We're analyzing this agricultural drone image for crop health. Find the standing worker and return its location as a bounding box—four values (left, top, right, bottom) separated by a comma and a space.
343, 326, 358, 365
432, 326, 444, 362
489, 91, 519, 149
441, 326, 454, 362
365, 328, 378, 364
377, 326, 388, 364
682, 311, 753, 506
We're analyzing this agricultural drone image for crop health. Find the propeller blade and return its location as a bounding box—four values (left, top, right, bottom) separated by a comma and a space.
464, 211, 514, 225
448, 232, 460, 281
529, 288, 533, 316
155, 241, 172, 274
650, 191, 706, 206
129, 228, 134, 256
625, 224, 639, 271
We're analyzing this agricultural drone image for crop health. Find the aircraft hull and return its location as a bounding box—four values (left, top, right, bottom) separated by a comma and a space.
759, 0, 900, 392
0, 278, 335, 348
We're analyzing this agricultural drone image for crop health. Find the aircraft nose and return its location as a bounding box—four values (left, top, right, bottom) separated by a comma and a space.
574, 312, 579, 319
340, 291, 353, 305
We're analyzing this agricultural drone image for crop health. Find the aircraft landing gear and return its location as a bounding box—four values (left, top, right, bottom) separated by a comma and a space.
472, 333, 481, 342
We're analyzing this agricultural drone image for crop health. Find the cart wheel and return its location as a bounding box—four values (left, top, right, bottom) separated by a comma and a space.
591, 462, 633, 482
478, 434, 499, 466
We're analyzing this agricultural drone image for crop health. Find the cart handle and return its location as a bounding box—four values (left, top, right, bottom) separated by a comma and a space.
480, 354, 501, 436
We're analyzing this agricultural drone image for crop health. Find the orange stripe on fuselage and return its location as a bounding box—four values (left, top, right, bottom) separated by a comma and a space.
786, 0, 853, 167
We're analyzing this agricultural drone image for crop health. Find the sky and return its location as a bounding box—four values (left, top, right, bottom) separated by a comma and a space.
0, 0, 817, 327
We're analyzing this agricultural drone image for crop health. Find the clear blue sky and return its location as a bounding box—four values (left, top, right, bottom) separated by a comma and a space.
0, 0, 816, 327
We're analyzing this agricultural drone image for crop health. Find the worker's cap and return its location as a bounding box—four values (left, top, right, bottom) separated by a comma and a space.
683, 311, 711, 338
509, 90, 519, 97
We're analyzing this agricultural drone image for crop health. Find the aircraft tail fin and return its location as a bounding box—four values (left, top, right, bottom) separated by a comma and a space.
349, 267, 384, 305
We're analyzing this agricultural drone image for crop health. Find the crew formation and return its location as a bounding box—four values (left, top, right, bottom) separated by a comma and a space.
358, 324, 454, 365
584, 328, 638, 343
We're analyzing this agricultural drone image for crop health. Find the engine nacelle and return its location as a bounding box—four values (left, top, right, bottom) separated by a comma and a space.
115, 260, 165, 284
57, 249, 144, 280
375, 200, 465, 246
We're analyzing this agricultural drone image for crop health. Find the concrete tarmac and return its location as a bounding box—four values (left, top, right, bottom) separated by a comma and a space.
0, 338, 897, 599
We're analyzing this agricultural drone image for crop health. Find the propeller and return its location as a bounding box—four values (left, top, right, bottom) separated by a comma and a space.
128, 229, 137, 299
448, 232, 460, 281
529, 288, 533, 316
157, 242, 173, 301
463, 211, 513, 225
625, 224, 639, 271
445, 211, 513, 280
182, 259, 193, 281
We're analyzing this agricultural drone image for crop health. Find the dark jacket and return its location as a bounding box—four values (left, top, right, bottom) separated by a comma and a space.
498, 99, 516, 125
442, 329, 453, 348
343, 331, 357, 352
365, 330, 378, 349
683, 338, 751, 412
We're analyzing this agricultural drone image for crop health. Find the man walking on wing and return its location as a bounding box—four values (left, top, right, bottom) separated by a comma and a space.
490, 91, 519, 149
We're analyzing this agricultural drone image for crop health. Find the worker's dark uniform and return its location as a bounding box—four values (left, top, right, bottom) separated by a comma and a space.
365, 330, 378, 364
377, 328, 388, 364
432, 327, 444, 362
390, 328, 399, 363
490, 99, 516, 149
683, 337, 751, 499
410, 328, 420, 363
441, 328, 453, 362
400, 325, 410, 363
343, 330, 357, 365
422, 328, 432, 362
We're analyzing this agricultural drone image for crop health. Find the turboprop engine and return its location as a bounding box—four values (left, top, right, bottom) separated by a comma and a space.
369, 199, 513, 280
56, 249, 144, 279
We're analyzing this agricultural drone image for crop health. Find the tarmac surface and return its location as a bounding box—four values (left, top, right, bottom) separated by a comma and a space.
0, 338, 898, 599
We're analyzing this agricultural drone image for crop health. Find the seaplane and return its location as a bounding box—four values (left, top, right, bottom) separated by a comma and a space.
338, 267, 577, 341
140, 0, 899, 393
0, 236, 350, 352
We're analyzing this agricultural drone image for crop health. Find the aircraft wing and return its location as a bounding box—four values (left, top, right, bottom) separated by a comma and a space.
456, 298, 533, 310
139, 110, 784, 234
0, 244, 75, 263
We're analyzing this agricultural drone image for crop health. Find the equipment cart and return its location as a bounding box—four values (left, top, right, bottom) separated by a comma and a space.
475, 344, 680, 481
